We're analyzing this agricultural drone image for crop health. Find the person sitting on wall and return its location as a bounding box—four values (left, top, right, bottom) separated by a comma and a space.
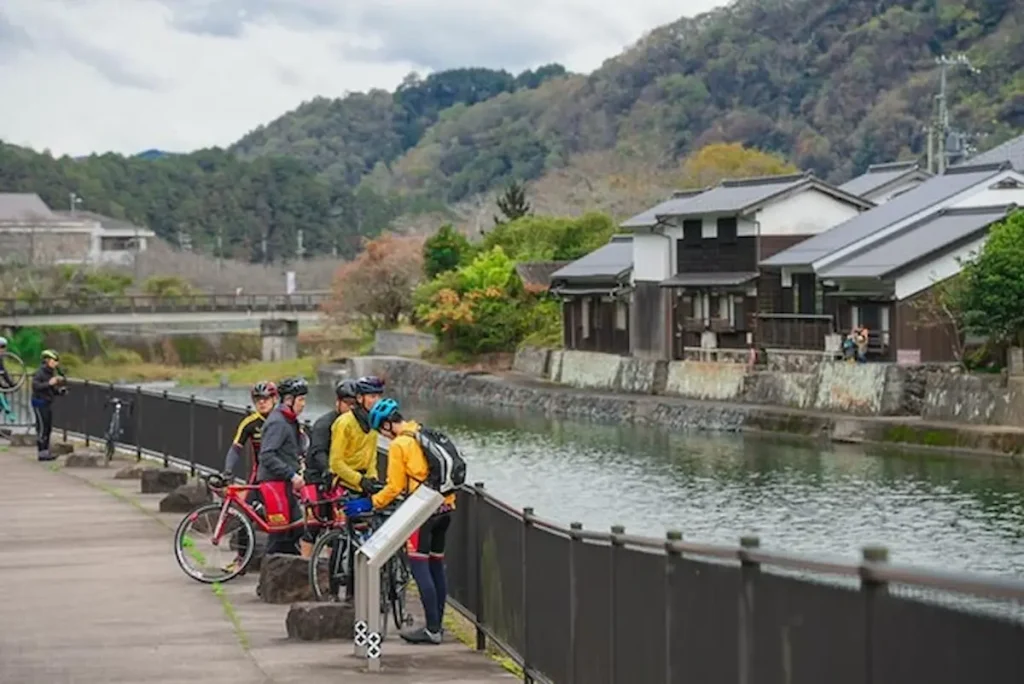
853, 325, 869, 363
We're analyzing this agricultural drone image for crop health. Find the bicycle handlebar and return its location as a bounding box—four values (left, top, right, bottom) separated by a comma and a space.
204, 473, 230, 490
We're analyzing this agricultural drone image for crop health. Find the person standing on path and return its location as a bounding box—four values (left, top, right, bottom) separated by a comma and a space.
31, 350, 65, 461
256, 377, 308, 555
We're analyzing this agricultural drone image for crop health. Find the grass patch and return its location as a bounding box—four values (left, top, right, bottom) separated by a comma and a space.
213, 581, 251, 650
72, 356, 323, 385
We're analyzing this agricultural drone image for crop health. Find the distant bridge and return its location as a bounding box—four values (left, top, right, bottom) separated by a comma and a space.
0, 293, 327, 327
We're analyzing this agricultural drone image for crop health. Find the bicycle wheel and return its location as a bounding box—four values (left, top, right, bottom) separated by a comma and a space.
0, 351, 27, 394
309, 528, 351, 602
389, 551, 413, 630
174, 502, 255, 583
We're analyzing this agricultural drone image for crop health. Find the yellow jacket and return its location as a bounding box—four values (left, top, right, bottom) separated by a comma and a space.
372, 421, 457, 510
328, 410, 378, 490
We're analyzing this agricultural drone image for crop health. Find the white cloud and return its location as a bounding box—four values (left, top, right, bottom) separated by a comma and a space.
0, 0, 724, 156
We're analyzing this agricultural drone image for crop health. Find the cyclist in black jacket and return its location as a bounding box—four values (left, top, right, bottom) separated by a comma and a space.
31, 349, 65, 461
257, 377, 309, 555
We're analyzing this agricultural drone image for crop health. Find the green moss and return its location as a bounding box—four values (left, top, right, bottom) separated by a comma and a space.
882, 425, 959, 448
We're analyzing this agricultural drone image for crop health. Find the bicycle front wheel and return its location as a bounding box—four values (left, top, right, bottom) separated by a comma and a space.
174, 502, 255, 584
309, 528, 351, 602
388, 551, 413, 630
0, 351, 27, 393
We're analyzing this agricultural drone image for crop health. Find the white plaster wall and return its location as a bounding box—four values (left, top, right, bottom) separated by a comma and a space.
950, 182, 1024, 208
632, 232, 671, 281
756, 189, 863, 236
894, 236, 986, 300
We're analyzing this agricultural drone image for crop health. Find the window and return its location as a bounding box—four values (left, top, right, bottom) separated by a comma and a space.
682, 219, 702, 246
101, 236, 137, 251
615, 301, 628, 330
793, 273, 817, 314
717, 217, 737, 244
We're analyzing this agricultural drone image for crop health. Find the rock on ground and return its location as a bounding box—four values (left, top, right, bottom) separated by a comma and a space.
64, 452, 102, 468
286, 602, 355, 641
256, 553, 323, 604
114, 463, 153, 479
158, 481, 211, 513
51, 443, 74, 456
8, 433, 35, 447
140, 468, 187, 494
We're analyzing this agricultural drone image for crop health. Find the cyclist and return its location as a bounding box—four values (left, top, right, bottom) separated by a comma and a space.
328, 375, 385, 496
298, 378, 359, 557
256, 376, 308, 555
368, 398, 455, 645
0, 336, 13, 389
31, 349, 66, 462
223, 381, 278, 483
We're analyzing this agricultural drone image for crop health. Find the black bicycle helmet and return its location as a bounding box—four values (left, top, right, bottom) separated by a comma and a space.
277, 377, 309, 397
354, 375, 385, 395
335, 378, 359, 400
251, 381, 278, 400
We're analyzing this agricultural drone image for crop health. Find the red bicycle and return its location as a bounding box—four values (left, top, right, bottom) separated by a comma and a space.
173, 473, 347, 583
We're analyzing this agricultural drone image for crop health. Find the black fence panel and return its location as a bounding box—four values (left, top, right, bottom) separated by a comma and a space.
573, 540, 613, 684
446, 491, 472, 612
752, 572, 866, 684
134, 391, 169, 455
871, 592, 1024, 684
525, 524, 571, 684
192, 401, 228, 472
613, 547, 667, 684
669, 557, 741, 684
479, 501, 524, 655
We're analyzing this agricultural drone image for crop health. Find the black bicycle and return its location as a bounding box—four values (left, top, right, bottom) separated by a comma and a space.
103, 397, 131, 464
308, 500, 413, 636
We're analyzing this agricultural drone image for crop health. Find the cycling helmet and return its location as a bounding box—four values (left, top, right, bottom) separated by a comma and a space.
41, 349, 59, 362
0, 336, 7, 348
277, 377, 309, 397
354, 375, 385, 395
368, 397, 400, 431
251, 381, 278, 400
335, 378, 359, 400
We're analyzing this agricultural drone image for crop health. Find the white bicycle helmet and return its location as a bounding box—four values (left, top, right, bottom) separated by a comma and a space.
0, 336, 7, 348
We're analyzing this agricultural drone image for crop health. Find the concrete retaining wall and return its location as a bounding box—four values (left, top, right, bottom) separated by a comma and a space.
512, 346, 551, 377
665, 361, 747, 401
920, 372, 1024, 425
373, 330, 435, 357
558, 350, 623, 390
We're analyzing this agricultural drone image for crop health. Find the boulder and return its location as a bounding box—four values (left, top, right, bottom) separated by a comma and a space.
286, 602, 355, 641
114, 463, 152, 480
51, 442, 74, 456
140, 468, 187, 494
8, 433, 35, 447
64, 452, 102, 468
257, 553, 321, 604
159, 481, 211, 513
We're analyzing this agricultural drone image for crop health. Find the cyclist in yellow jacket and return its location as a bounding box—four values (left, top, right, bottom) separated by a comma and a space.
328, 376, 385, 494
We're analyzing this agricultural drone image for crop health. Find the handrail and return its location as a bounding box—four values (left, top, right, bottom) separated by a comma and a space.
0, 293, 329, 317
59, 377, 1024, 603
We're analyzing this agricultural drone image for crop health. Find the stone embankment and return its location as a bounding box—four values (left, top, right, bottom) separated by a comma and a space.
344, 350, 1024, 456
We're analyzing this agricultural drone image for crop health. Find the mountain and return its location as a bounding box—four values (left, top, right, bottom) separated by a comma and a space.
135, 149, 175, 160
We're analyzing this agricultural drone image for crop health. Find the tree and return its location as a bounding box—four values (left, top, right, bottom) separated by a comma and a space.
494, 181, 532, 225
482, 212, 616, 261
326, 233, 425, 333
959, 210, 1024, 347
423, 224, 472, 279
909, 274, 967, 366
679, 143, 799, 189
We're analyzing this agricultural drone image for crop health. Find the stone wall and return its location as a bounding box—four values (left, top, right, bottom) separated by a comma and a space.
372, 330, 435, 357
919, 372, 1024, 425
512, 346, 551, 377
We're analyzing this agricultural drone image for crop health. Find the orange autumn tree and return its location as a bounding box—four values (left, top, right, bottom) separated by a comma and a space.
326, 232, 425, 333
679, 142, 798, 189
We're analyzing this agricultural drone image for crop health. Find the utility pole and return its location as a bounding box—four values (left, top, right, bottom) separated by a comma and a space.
68, 192, 82, 216
216, 226, 224, 272
296, 229, 305, 260
931, 54, 978, 174
261, 235, 268, 265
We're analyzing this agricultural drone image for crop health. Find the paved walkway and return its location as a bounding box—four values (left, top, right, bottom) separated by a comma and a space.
0, 441, 515, 684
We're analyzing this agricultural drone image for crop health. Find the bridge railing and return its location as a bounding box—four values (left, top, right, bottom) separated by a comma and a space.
51, 380, 1024, 684
0, 292, 329, 317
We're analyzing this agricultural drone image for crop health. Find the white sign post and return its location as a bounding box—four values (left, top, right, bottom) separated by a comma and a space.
353, 485, 445, 671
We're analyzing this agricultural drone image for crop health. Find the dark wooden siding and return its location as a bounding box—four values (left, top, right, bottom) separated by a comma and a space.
895, 287, 962, 363
631, 281, 669, 359
561, 296, 630, 355
759, 235, 812, 260
677, 235, 756, 273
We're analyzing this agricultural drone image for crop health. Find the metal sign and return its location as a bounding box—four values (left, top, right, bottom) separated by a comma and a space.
353, 485, 445, 671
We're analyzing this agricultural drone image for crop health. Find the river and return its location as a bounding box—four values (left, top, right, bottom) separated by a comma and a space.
185, 384, 1024, 577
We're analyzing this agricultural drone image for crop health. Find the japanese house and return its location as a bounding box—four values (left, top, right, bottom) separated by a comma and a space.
549, 235, 632, 355
762, 160, 1024, 359
622, 173, 872, 359
514, 261, 570, 294
838, 161, 932, 204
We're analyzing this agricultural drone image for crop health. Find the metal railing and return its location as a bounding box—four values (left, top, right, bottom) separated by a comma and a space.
755, 313, 835, 351
0, 292, 329, 318
48, 380, 1024, 684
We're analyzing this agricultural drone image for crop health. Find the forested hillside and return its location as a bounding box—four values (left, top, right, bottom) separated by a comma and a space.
2, 0, 1023, 262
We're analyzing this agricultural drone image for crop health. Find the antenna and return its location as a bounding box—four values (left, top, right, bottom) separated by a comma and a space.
931, 54, 979, 173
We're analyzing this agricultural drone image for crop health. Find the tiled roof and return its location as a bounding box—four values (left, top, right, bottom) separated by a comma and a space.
550, 235, 632, 282
838, 161, 929, 197
0, 193, 55, 221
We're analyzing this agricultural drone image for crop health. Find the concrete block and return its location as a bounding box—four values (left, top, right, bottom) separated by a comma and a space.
372, 330, 435, 357
140, 468, 188, 494
286, 602, 355, 641
512, 346, 551, 377
618, 358, 664, 394
558, 350, 622, 390
7, 433, 35, 447
257, 553, 322, 604
51, 442, 74, 456
546, 350, 564, 383
812, 362, 888, 414
114, 463, 153, 479
159, 481, 211, 513
664, 361, 746, 401
64, 452, 102, 468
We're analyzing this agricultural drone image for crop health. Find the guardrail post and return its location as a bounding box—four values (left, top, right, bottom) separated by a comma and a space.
738, 535, 760, 684
568, 521, 583, 684
134, 386, 142, 461
860, 545, 889, 684
83, 380, 90, 447
161, 389, 170, 467
664, 530, 682, 684
216, 400, 225, 457
521, 507, 534, 684
472, 482, 487, 652
609, 524, 625, 683
188, 394, 196, 477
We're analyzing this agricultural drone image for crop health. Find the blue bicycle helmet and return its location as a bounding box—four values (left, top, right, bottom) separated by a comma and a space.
354, 375, 385, 395
368, 398, 400, 431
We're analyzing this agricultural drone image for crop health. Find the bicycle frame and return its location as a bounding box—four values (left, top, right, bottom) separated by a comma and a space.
207, 482, 351, 540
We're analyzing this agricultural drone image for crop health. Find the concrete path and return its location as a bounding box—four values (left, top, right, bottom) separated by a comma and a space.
0, 441, 516, 684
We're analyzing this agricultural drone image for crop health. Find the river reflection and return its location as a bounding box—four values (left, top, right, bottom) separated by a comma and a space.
188, 384, 1024, 576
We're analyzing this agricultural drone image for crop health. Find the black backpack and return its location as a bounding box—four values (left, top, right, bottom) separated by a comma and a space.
409, 426, 466, 495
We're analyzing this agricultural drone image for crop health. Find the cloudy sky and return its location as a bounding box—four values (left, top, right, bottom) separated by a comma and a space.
0, 0, 726, 157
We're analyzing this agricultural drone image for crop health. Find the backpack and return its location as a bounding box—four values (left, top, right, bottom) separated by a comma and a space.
406, 426, 466, 495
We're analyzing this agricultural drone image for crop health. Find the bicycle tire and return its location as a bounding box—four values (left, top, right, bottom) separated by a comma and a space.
0, 351, 27, 394
309, 528, 351, 602
174, 502, 255, 584
389, 551, 413, 630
